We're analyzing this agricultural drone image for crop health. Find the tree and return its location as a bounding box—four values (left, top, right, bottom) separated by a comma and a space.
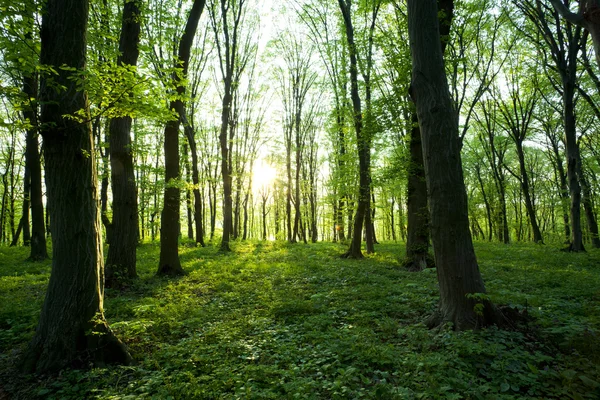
22, 0, 131, 372
338, 0, 380, 258
407, 0, 497, 329
157, 0, 207, 276
517, 0, 585, 251
105, 0, 142, 286
494, 70, 544, 244
274, 31, 318, 244
208, 0, 254, 252
548, 0, 600, 68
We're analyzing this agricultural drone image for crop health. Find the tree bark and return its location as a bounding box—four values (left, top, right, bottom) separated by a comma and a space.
23, 0, 131, 372
408, 0, 497, 330
105, 0, 142, 286
24, 78, 48, 259
404, 112, 431, 271
184, 124, 206, 247
158, 0, 206, 275
339, 0, 371, 259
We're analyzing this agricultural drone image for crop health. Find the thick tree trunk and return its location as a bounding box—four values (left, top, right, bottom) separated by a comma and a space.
404, 112, 431, 271
408, 0, 497, 330
158, 0, 206, 274
23, 0, 131, 372
105, 0, 141, 286
563, 76, 585, 251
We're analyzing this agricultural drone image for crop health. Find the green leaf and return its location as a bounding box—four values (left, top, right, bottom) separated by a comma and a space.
579, 375, 600, 388
500, 382, 510, 392
560, 369, 577, 380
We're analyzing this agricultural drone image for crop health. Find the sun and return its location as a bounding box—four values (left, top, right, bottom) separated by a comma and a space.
253, 162, 277, 192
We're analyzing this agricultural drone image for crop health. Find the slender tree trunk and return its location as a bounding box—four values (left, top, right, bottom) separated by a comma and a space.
23, 0, 131, 372
286, 138, 294, 243
184, 124, 205, 246
404, 112, 430, 271
551, 141, 570, 242
579, 161, 600, 248
339, 0, 370, 259
105, 0, 141, 285
219, 88, 234, 251
158, 0, 206, 274
408, 0, 498, 330
184, 143, 194, 240
22, 76, 48, 259
515, 144, 544, 243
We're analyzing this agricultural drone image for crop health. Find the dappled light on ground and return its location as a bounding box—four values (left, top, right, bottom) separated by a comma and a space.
1, 241, 599, 398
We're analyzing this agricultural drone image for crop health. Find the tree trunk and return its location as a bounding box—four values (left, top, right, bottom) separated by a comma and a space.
105, 0, 141, 286
23, 0, 131, 372
563, 75, 585, 251
404, 112, 431, 271
515, 143, 544, 243
23, 71, 48, 259
219, 88, 234, 251
550, 139, 571, 242
408, 0, 497, 330
579, 161, 600, 248
158, 0, 205, 274
339, 0, 371, 259
184, 124, 205, 246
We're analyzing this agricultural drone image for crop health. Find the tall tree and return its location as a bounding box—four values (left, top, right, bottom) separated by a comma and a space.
407, 0, 497, 329
105, 0, 142, 286
549, 0, 600, 68
209, 0, 254, 252
494, 70, 544, 244
338, 0, 379, 258
517, 0, 585, 251
157, 0, 207, 275
22, 0, 131, 372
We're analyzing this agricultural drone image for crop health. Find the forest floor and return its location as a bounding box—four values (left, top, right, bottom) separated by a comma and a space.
0, 240, 599, 399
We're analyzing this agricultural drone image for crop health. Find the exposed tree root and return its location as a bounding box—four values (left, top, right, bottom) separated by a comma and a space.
561, 242, 586, 252
425, 301, 516, 331
401, 253, 435, 272
22, 319, 132, 373
340, 250, 364, 259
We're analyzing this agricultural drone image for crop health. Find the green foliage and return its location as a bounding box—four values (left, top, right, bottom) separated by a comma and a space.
1, 241, 599, 399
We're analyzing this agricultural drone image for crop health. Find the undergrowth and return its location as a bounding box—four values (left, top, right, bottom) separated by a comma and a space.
0, 241, 599, 399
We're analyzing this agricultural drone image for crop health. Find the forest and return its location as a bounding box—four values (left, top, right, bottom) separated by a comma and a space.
0, 0, 600, 398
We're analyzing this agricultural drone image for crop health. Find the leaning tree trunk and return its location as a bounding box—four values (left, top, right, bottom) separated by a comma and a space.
407, 0, 498, 330
105, 0, 141, 286
158, 0, 206, 274
22, 0, 131, 373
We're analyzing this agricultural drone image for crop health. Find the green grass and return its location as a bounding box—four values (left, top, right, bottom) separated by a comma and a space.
1, 240, 600, 399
